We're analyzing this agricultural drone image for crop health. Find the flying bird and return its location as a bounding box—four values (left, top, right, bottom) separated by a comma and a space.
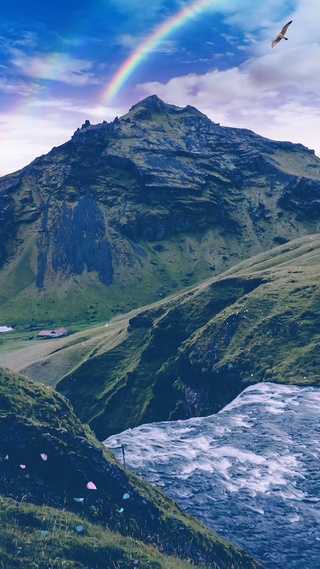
271, 20, 292, 47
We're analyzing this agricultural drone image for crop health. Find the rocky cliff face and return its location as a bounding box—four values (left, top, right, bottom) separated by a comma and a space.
1, 95, 320, 325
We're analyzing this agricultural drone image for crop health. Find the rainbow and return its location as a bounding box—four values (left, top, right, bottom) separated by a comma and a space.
103, 0, 216, 104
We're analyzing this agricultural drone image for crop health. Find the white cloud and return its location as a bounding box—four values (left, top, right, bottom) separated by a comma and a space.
0, 76, 35, 95
115, 33, 141, 50
11, 31, 39, 49
9, 49, 100, 86
137, 65, 272, 108
0, 113, 74, 176
28, 96, 126, 121
0, 98, 126, 177
248, 43, 320, 90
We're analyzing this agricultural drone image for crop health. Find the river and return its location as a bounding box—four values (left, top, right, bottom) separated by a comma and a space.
104, 382, 320, 568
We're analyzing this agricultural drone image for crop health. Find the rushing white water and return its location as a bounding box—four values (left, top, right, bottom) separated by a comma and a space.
104, 382, 320, 569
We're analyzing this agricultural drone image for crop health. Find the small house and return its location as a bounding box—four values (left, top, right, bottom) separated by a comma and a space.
37, 328, 68, 339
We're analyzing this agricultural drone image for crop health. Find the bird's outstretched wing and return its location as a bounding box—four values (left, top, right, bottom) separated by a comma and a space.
281, 20, 292, 35
271, 20, 292, 47
271, 37, 281, 47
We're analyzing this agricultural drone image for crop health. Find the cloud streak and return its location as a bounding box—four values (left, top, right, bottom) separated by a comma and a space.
9, 49, 100, 86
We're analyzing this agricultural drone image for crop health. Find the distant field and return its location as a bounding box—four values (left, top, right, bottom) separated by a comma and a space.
0, 295, 179, 387
0, 317, 130, 387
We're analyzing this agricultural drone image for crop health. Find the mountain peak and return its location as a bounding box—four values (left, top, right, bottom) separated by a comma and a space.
128, 94, 206, 119
129, 94, 166, 113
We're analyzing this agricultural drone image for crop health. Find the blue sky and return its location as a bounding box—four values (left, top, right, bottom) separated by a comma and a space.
1, 0, 319, 175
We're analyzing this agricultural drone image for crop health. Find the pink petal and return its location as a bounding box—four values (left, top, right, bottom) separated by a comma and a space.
86, 481, 97, 490
40, 453, 48, 461
20, 464, 26, 469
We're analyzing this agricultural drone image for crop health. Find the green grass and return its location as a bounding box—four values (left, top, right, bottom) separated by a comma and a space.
55, 235, 320, 437
0, 497, 202, 569
1, 234, 320, 440
0, 366, 261, 569
0, 368, 83, 432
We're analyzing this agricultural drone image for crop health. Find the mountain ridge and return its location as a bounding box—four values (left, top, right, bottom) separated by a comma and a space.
1, 95, 320, 326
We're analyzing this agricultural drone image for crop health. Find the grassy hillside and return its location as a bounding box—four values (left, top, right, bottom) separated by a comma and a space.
0, 367, 260, 568
2, 234, 318, 440
0, 497, 208, 569
56, 233, 320, 438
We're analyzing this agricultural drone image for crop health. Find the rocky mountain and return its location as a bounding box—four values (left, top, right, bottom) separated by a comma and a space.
1, 95, 320, 327
0, 366, 260, 568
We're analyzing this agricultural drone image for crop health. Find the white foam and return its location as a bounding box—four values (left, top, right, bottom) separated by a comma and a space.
289, 514, 300, 523
104, 382, 320, 569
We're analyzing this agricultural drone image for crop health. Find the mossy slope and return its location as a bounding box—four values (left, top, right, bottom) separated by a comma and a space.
0, 367, 260, 568
54, 234, 320, 439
